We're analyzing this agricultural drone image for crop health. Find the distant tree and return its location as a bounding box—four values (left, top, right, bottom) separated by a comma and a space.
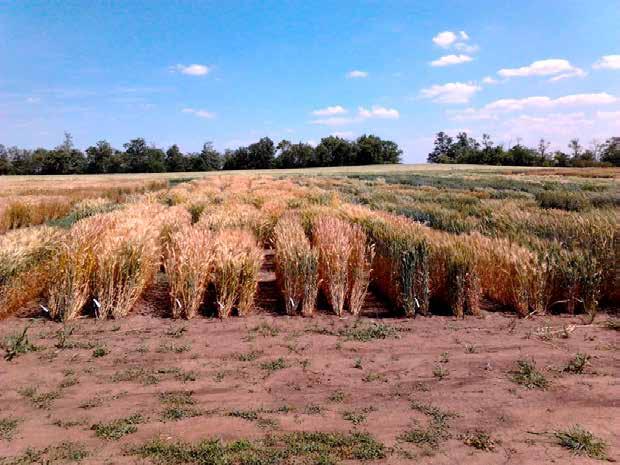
247, 137, 275, 169
507, 144, 538, 166
0, 145, 10, 175
86, 140, 117, 173
553, 151, 570, 167
6, 147, 35, 174
427, 132, 455, 163
601, 138, 620, 166
123, 138, 165, 172
165, 144, 187, 172
568, 138, 583, 160
452, 132, 481, 163
199, 142, 222, 171
537, 138, 551, 163
315, 136, 356, 166
275, 140, 315, 168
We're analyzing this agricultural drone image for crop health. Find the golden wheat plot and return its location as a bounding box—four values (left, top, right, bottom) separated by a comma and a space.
348, 225, 375, 315
164, 226, 214, 319
274, 215, 319, 316
46, 217, 115, 321
212, 229, 262, 318
313, 216, 354, 316
92, 215, 159, 319
0, 226, 61, 319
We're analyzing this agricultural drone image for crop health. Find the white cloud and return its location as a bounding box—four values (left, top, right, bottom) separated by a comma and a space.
430, 54, 473, 67
593, 55, 620, 70
486, 93, 616, 112
448, 93, 618, 121
182, 108, 216, 118
432, 31, 458, 48
432, 30, 477, 54
172, 64, 210, 76
503, 112, 594, 137
419, 82, 481, 104
482, 76, 498, 85
311, 105, 399, 125
358, 105, 400, 119
454, 42, 479, 53
347, 70, 368, 78
498, 59, 584, 80
312, 105, 347, 116
548, 69, 587, 82
597, 110, 620, 120
26, 97, 41, 103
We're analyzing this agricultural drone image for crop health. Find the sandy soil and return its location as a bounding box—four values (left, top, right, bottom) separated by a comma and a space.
0, 302, 617, 464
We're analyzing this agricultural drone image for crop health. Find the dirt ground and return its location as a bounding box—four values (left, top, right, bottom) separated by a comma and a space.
0, 302, 617, 465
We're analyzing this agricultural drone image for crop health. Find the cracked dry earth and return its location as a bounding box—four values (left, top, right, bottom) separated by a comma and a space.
0, 310, 618, 465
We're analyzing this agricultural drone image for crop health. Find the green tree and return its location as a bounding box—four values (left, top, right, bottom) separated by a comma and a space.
427, 132, 455, 163
315, 136, 356, 166
165, 144, 187, 172
86, 140, 117, 173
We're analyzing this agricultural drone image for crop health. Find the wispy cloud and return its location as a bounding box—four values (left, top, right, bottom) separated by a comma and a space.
593, 55, 620, 70
182, 107, 216, 118
430, 54, 473, 67
498, 59, 585, 81
358, 105, 399, 119
448, 93, 618, 121
311, 105, 399, 126
312, 105, 347, 116
171, 64, 210, 76
347, 70, 368, 78
419, 82, 481, 104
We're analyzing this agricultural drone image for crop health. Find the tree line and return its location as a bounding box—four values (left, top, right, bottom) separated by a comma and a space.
427, 132, 620, 167
0, 133, 402, 175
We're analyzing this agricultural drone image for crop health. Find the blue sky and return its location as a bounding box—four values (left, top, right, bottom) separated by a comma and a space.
1, 0, 619, 163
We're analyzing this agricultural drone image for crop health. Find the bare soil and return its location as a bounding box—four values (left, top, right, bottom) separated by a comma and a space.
1, 298, 618, 465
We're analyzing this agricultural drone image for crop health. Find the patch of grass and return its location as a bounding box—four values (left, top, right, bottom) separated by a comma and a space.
604, 318, 620, 331
92, 345, 109, 357
563, 353, 591, 374
59, 375, 79, 389
162, 406, 202, 422
157, 342, 191, 353
227, 409, 260, 421
329, 390, 346, 403
91, 414, 144, 440
353, 357, 363, 369
554, 425, 608, 460
340, 322, 398, 342
510, 359, 548, 389
0, 442, 89, 465
400, 401, 457, 451
165, 326, 188, 338
0, 417, 19, 441
362, 371, 386, 383
234, 350, 263, 362
342, 408, 375, 426
433, 365, 449, 380
462, 430, 496, 451
132, 431, 385, 464
18, 386, 60, 409
159, 390, 195, 405
2, 325, 39, 361
304, 404, 323, 415
54, 326, 75, 349
260, 357, 286, 373
251, 322, 280, 337
464, 343, 477, 353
